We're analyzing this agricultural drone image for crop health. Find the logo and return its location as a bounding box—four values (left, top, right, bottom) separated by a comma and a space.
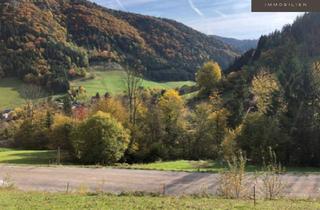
252, 0, 320, 12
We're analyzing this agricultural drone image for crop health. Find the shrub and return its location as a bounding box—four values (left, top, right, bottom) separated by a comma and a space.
260, 147, 286, 200
222, 126, 242, 162
14, 119, 49, 149
71, 111, 130, 164
237, 113, 288, 164
146, 143, 168, 162
13, 109, 53, 149
0, 121, 20, 140
217, 151, 248, 199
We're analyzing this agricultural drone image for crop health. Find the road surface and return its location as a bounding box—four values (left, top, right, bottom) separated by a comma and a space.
0, 165, 319, 198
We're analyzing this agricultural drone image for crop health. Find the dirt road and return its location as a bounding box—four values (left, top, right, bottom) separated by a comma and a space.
0, 165, 319, 198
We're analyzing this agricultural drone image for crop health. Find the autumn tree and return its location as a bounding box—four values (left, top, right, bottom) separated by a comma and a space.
45, 111, 53, 129
14, 108, 50, 149
237, 112, 289, 164
157, 89, 186, 159
196, 61, 222, 95
63, 95, 72, 116
129, 89, 165, 162
124, 67, 143, 125
93, 97, 128, 125
20, 84, 47, 118
123, 66, 144, 160
251, 70, 279, 114
191, 92, 229, 159
49, 114, 75, 151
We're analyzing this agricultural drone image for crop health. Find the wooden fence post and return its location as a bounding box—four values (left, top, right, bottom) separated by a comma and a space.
66, 182, 70, 194
162, 183, 166, 195
57, 147, 61, 165
253, 184, 256, 206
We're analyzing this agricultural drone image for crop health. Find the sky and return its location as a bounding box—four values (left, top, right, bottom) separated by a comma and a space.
90, 0, 303, 40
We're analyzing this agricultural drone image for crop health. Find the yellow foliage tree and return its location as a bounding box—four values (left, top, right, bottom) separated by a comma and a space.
196, 61, 222, 94
52, 114, 74, 129
251, 70, 279, 114
158, 89, 184, 122
50, 114, 75, 150
93, 98, 128, 125
157, 89, 186, 158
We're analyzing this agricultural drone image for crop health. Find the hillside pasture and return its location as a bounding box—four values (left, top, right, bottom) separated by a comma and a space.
0, 78, 25, 110
70, 70, 195, 96
0, 71, 195, 110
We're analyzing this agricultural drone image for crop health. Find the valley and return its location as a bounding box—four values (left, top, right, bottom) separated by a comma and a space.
1, 0, 320, 209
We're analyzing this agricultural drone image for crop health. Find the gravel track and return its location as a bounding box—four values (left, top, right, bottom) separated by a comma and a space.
0, 165, 319, 198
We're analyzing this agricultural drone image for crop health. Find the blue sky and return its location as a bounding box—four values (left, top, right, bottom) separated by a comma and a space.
91, 0, 302, 39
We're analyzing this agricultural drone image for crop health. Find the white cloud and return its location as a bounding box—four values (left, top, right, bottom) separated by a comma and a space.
214, 10, 226, 18
232, 0, 250, 10
120, 0, 157, 7
186, 12, 302, 39
188, 0, 204, 17
91, 0, 158, 11
90, 0, 303, 39
115, 0, 126, 10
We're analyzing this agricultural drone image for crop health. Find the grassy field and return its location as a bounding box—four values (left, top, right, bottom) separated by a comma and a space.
70, 70, 195, 96
0, 189, 318, 210
0, 78, 25, 110
118, 160, 320, 173
0, 148, 57, 165
118, 160, 226, 173
0, 71, 195, 109
119, 160, 258, 173
1, 148, 319, 173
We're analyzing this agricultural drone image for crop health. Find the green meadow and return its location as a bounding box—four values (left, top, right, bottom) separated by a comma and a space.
70, 70, 195, 96
0, 189, 319, 210
0, 71, 195, 110
0, 148, 56, 165
0, 78, 25, 110
1, 148, 318, 173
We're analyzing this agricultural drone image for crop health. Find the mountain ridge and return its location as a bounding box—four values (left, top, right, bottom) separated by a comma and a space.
226, 13, 319, 73
211, 35, 258, 53
0, 0, 239, 92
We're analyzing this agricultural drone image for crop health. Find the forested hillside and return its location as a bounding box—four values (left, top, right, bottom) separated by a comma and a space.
227, 13, 320, 72
0, 0, 238, 92
222, 13, 320, 166
211, 35, 258, 53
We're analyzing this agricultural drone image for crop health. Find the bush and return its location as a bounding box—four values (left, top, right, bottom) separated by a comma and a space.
237, 113, 288, 164
260, 147, 286, 200
222, 126, 242, 162
145, 143, 169, 162
217, 151, 248, 199
0, 121, 20, 140
71, 111, 130, 164
14, 120, 49, 149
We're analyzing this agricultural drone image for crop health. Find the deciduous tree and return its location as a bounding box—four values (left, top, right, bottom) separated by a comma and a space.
196, 61, 222, 95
